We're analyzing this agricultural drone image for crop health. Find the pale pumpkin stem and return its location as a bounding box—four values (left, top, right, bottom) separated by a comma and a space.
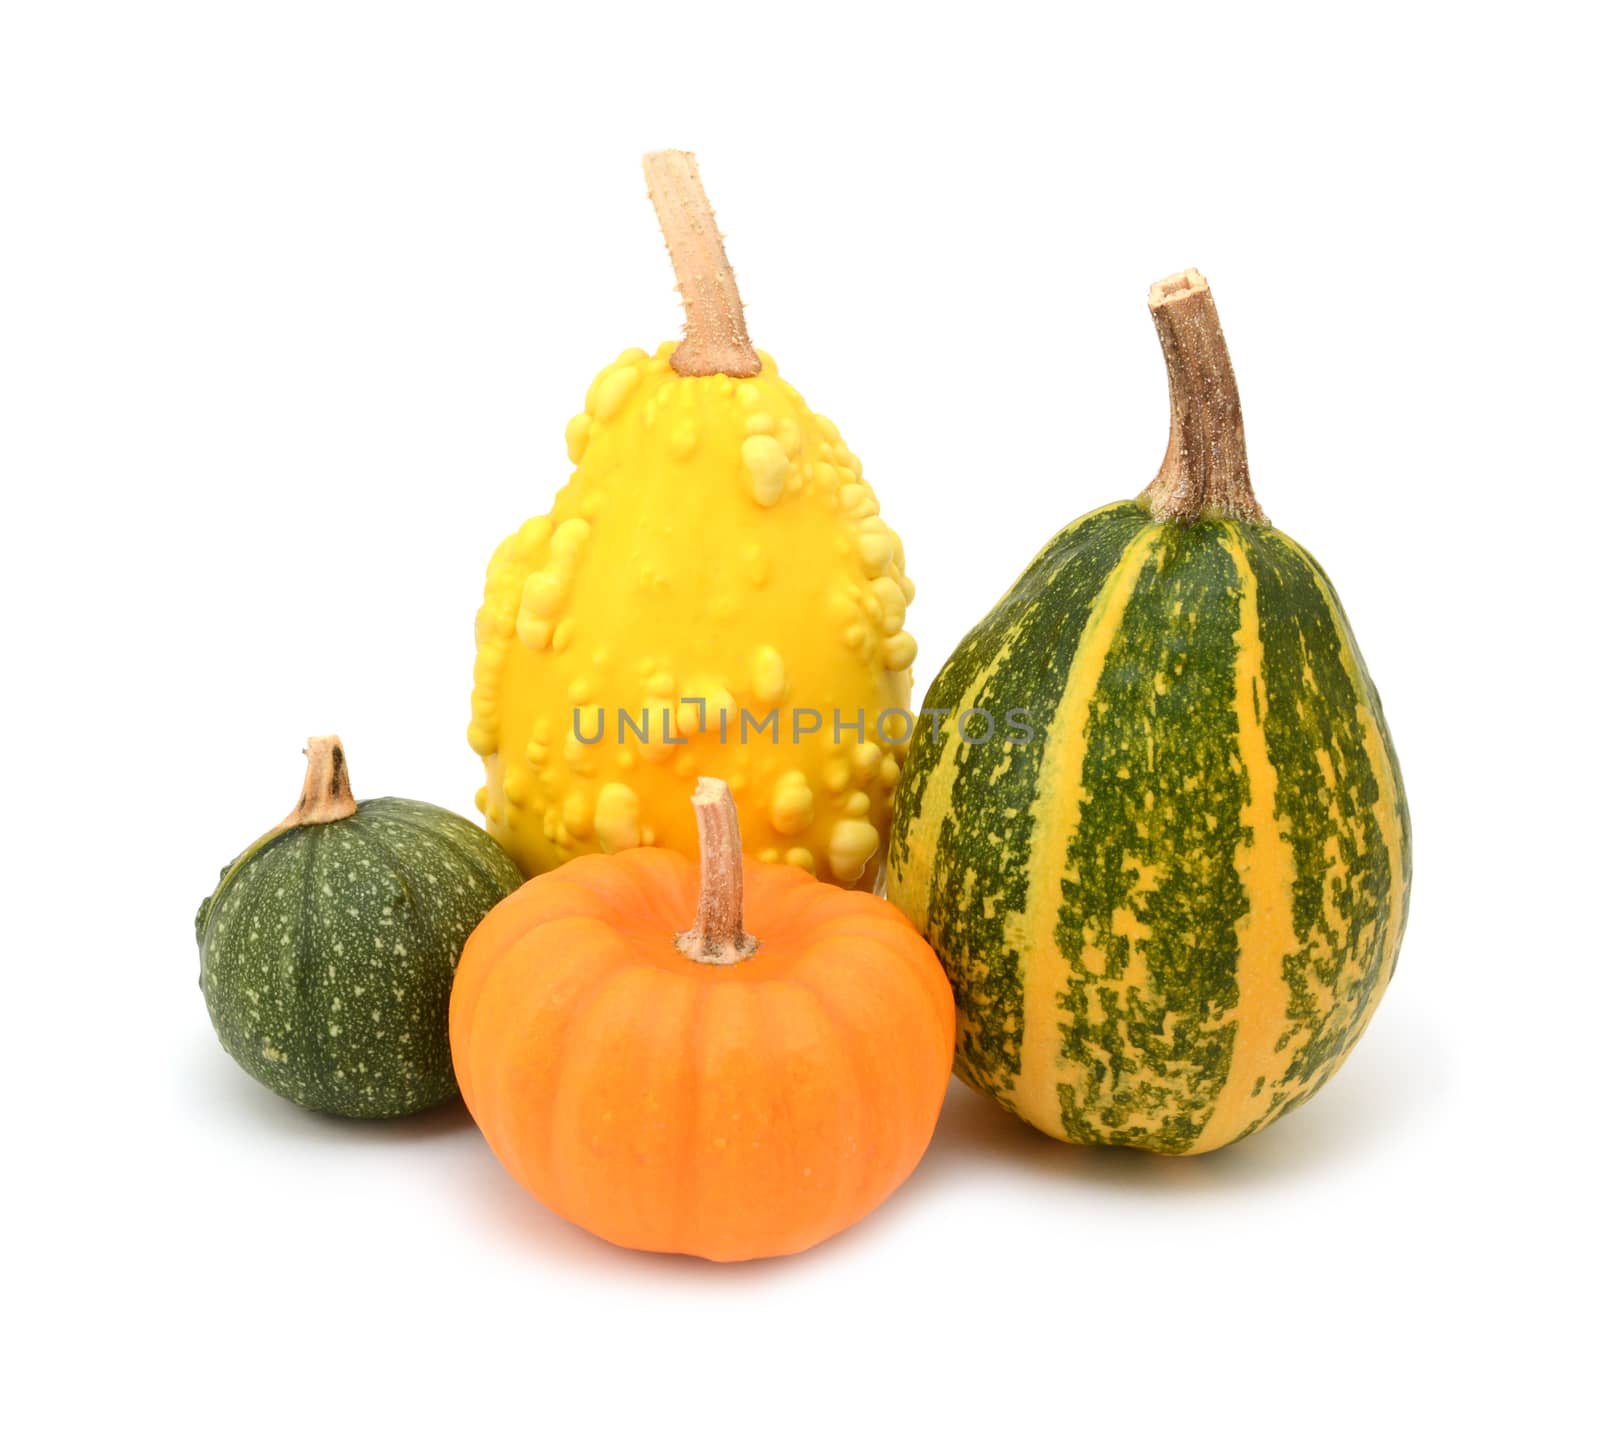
643, 150, 761, 380
675, 777, 759, 965
1138, 269, 1267, 525
281, 736, 359, 828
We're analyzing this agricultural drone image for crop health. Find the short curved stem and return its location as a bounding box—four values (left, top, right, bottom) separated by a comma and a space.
280, 736, 359, 828
1138, 269, 1266, 525
675, 778, 759, 965
643, 150, 761, 379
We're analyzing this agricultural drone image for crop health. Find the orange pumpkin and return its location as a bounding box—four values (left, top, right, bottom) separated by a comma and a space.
450, 777, 955, 1261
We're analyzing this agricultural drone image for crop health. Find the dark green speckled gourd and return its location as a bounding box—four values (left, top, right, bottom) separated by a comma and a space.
196, 736, 523, 1118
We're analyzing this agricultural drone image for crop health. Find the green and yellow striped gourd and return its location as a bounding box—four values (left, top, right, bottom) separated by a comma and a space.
886, 271, 1411, 1155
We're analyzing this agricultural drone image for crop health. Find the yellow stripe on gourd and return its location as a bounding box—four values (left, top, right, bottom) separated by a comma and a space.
1011, 530, 1163, 1134
1191, 536, 1302, 1153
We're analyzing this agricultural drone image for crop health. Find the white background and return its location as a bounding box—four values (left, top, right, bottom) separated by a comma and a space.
4, 2, 1595, 1438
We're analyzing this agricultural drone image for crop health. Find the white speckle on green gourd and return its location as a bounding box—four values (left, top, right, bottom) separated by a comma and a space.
196, 737, 523, 1120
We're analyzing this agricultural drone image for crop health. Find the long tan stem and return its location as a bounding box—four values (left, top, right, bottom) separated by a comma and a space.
675, 778, 758, 965
643, 150, 761, 379
1138, 269, 1266, 525
280, 736, 359, 828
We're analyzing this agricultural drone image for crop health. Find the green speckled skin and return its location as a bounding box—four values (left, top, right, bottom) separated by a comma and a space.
887, 502, 1411, 1154
196, 798, 524, 1119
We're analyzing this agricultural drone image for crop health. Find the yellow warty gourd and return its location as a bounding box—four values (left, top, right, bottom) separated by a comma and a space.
468, 152, 916, 888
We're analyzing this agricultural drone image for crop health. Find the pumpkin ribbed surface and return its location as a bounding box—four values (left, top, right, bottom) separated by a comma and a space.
450, 843, 954, 1261
887, 500, 1411, 1154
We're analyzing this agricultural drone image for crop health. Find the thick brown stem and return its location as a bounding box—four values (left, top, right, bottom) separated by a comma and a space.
280, 736, 359, 828
1137, 269, 1266, 525
643, 150, 761, 379
675, 777, 758, 965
